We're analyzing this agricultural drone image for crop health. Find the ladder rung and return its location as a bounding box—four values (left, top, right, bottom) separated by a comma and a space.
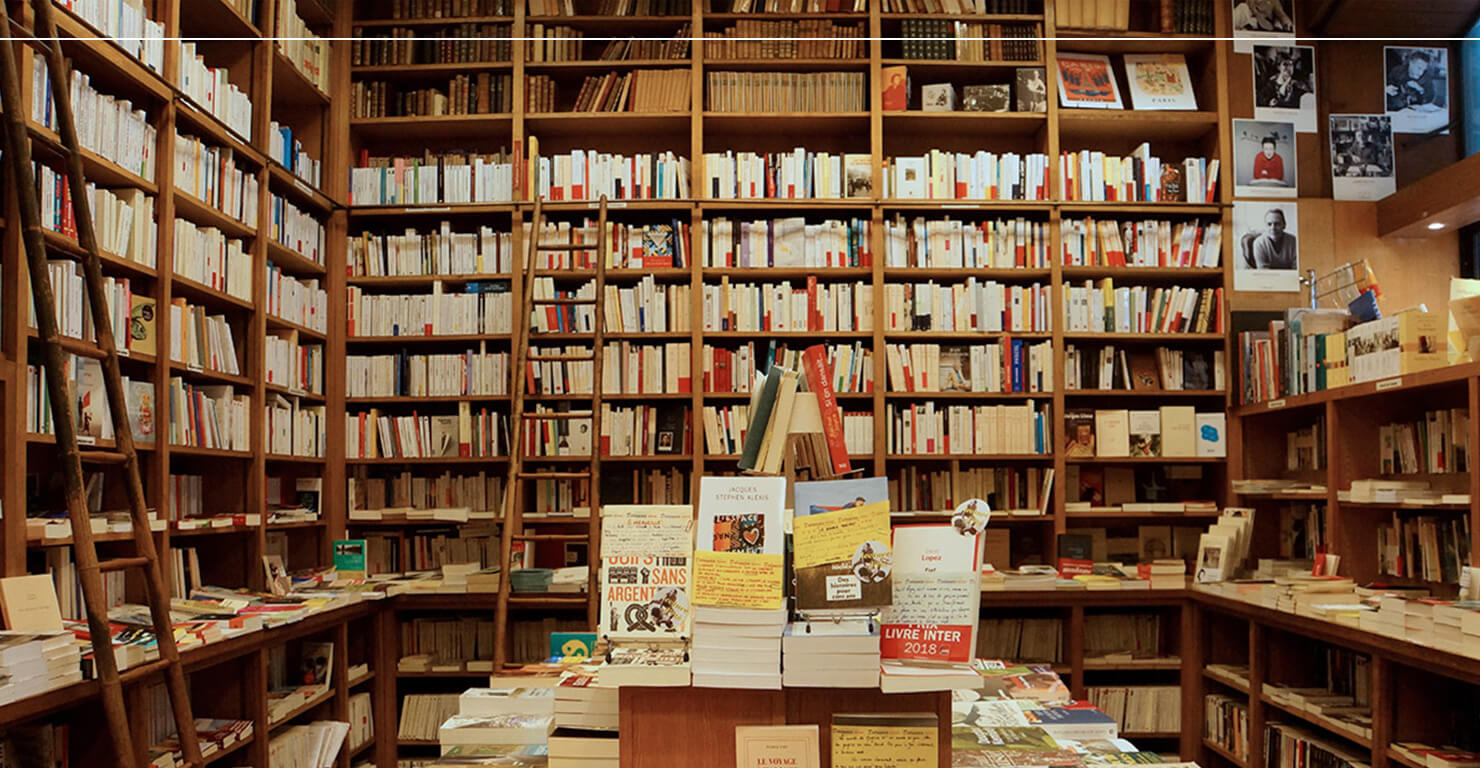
535, 243, 585, 251
532, 298, 596, 305
79, 450, 130, 465
517, 471, 590, 479
522, 411, 593, 420
52, 336, 109, 360
515, 534, 589, 542
527, 354, 593, 361
97, 556, 149, 573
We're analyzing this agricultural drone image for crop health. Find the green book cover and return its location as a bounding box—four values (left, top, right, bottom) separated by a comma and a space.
550, 632, 597, 661
738, 365, 782, 471
333, 539, 367, 576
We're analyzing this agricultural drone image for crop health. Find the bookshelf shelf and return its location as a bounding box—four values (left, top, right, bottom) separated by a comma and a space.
525, 13, 691, 25
882, 267, 1050, 280
170, 275, 255, 312
524, 59, 689, 72
705, 266, 872, 279
42, 231, 158, 280
882, 391, 1052, 400
191, 0, 261, 37
200, 733, 254, 766
169, 525, 254, 538
345, 273, 512, 288
167, 445, 254, 460
1060, 267, 1226, 282
171, 191, 258, 239
1065, 389, 1227, 398
351, 62, 515, 76
877, 58, 1045, 74
345, 334, 512, 344
349, 113, 516, 141
346, 395, 509, 404
1201, 739, 1248, 768
351, 15, 514, 28
702, 58, 871, 72
168, 363, 253, 388
265, 241, 329, 277
1387, 748, 1429, 768
268, 688, 336, 730
28, 124, 159, 194
707, 11, 872, 20
264, 316, 328, 341
1062, 332, 1225, 342
1257, 694, 1373, 749
345, 456, 509, 465
1065, 456, 1222, 464
1053, 33, 1213, 55
172, 99, 262, 165
266, 454, 327, 464
49, 8, 172, 96
885, 331, 1053, 341
1058, 109, 1221, 141
270, 51, 330, 108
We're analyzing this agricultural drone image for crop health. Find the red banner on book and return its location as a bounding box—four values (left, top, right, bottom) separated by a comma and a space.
801, 345, 851, 475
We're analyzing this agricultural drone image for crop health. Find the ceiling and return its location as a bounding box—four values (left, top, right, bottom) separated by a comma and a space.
1309, 0, 1480, 38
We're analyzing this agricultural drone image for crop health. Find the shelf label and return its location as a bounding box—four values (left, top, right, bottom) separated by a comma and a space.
77, 436, 96, 446
1376, 377, 1403, 391
598, 201, 627, 209
188, 364, 204, 373
941, 203, 974, 209
414, 206, 451, 213
1267, 399, 1286, 409
117, 348, 129, 358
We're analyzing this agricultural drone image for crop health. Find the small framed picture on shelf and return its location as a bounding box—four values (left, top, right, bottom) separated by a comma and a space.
1123, 54, 1197, 111
1384, 46, 1449, 134
1330, 114, 1396, 201
1015, 67, 1048, 113
1232, 118, 1297, 198
1232, 0, 1295, 53
1055, 52, 1122, 110
1253, 44, 1317, 133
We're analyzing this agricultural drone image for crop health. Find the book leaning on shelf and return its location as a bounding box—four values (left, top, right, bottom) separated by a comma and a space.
349, 222, 514, 277
884, 150, 1051, 201
34, 164, 156, 265
265, 330, 324, 395
347, 347, 508, 398
704, 20, 864, 60
345, 282, 512, 337
884, 279, 1051, 333
1062, 280, 1224, 335
703, 341, 871, 394
177, 43, 253, 138
703, 148, 872, 200
597, 28, 692, 61
886, 401, 1050, 455
885, 216, 1049, 269
350, 150, 517, 206
1065, 344, 1225, 391
352, 22, 512, 66
886, 341, 1053, 394
1060, 147, 1218, 203
345, 407, 508, 459
31, 53, 158, 182
702, 404, 872, 457
548, 69, 690, 113
703, 216, 870, 268
530, 141, 690, 201
1061, 217, 1223, 268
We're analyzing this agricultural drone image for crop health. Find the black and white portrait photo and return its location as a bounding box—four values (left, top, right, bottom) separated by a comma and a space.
1233, 0, 1294, 52
1253, 44, 1316, 132
1233, 201, 1300, 292
1330, 114, 1396, 201
1385, 46, 1449, 134
1232, 119, 1297, 198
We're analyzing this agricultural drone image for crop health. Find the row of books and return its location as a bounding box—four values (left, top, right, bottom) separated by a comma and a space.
1064, 344, 1225, 392
1087, 685, 1180, 734
706, 71, 865, 113
884, 217, 1049, 269
601, 403, 690, 456
886, 401, 1049, 455
602, 278, 689, 333
57, 0, 164, 72
344, 284, 514, 337
1063, 407, 1226, 458
169, 301, 241, 376
891, 466, 1053, 517
268, 194, 325, 266
28, 361, 153, 443
36, 167, 157, 266
381, 0, 514, 18
264, 720, 348, 768
401, 617, 497, 673
883, 280, 1051, 333
529, 0, 689, 14
601, 341, 689, 395
526, 219, 688, 269
569, 69, 692, 112
526, 345, 594, 395
596, 33, 692, 62
1376, 514, 1470, 584
1204, 694, 1250, 761
352, 73, 513, 117
898, 19, 1041, 62
702, 216, 871, 268
166, 474, 205, 520
531, 143, 690, 201
32, 54, 158, 182
266, 267, 328, 333
1060, 217, 1223, 268
275, 0, 331, 93
345, 407, 509, 459
167, 378, 250, 452
173, 219, 250, 300
264, 333, 324, 395
700, 278, 870, 332
701, 149, 870, 200
703, 341, 873, 394
347, 472, 504, 521
1378, 410, 1468, 475
265, 395, 327, 457
175, 135, 260, 225
884, 340, 1054, 394
519, 407, 593, 457
46, 548, 126, 620
348, 223, 514, 277
701, 404, 872, 456
269, 121, 321, 188
703, 20, 865, 60
178, 43, 253, 139
27, 261, 138, 352
719, 0, 859, 10
976, 616, 1062, 662
350, 150, 517, 206
1061, 150, 1219, 204
347, 348, 509, 398
350, 23, 513, 66
884, 151, 1051, 201
1061, 281, 1224, 335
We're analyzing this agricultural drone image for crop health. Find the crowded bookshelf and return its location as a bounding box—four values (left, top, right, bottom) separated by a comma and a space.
0, 0, 1477, 767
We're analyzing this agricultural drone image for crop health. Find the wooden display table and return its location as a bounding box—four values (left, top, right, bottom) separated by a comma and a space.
618, 686, 951, 768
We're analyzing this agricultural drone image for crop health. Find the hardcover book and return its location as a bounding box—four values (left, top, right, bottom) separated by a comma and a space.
792, 478, 892, 613
1056, 52, 1122, 109
1123, 53, 1197, 110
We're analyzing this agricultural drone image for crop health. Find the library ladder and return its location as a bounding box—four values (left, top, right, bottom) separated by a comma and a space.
0, 2, 203, 766
493, 197, 610, 669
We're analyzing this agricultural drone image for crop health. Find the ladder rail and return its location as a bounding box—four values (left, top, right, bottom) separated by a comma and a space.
0, 4, 203, 765
588, 201, 607, 626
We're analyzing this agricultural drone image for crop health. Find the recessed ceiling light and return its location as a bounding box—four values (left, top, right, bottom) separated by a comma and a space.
1428, 222, 1446, 230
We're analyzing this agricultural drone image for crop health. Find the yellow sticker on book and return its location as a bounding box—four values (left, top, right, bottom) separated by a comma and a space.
832, 724, 936, 768
692, 551, 784, 609
791, 500, 892, 571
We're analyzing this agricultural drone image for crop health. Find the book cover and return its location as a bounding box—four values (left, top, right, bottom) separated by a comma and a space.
1056, 53, 1122, 109
1159, 405, 1197, 457
921, 83, 956, 111
333, 539, 367, 579
129, 295, 157, 356
1123, 53, 1197, 110
1196, 412, 1227, 457
600, 505, 693, 639
881, 65, 909, 111
694, 477, 786, 609
735, 725, 820, 768
549, 632, 597, 660
792, 490, 892, 613
1064, 409, 1096, 457
1128, 410, 1161, 457
1093, 409, 1130, 457
737, 366, 782, 471
881, 524, 980, 663
800, 345, 851, 475
833, 714, 937, 768
0, 574, 64, 631
963, 84, 1011, 113
1129, 351, 1160, 390
125, 379, 155, 443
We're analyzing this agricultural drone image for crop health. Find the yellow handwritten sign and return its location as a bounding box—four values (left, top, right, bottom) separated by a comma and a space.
692, 551, 784, 609
832, 724, 937, 768
792, 500, 891, 571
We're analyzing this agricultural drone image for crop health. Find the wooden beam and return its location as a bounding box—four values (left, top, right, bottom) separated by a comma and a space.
1307, 0, 1349, 34
1376, 150, 1480, 238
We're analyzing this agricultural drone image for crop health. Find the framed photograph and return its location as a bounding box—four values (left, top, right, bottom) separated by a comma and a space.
1232, 0, 1294, 53
1253, 44, 1317, 133
1123, 54, 1197, 110
1385, 46, 1449, 134
1233, 201, 1300, 292
1055, 52, 1122, 110
1015, 67, 1048, 113
1232, 118, 1297, 198
1330, 114, 1396, 201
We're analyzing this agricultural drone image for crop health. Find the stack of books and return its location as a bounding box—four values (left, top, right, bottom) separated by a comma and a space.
689, 606, 786, 689
780, 619, 880, 688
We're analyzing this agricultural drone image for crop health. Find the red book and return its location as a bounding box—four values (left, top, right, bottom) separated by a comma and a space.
806, 276, 820, 331
881, 65, 908, 112
801, 344, 851, 476
1057, 558, 1093, 577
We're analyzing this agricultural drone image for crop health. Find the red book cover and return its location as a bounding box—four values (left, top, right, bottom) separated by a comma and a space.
881, 65, 909, 111
806, 275, 820, 331
1057, 558, 1093, 576
801, 344, 851, 476
714, 349, 731, 393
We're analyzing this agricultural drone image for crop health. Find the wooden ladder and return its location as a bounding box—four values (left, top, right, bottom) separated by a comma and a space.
0, 3, 202, 767
494, 197, 609, 670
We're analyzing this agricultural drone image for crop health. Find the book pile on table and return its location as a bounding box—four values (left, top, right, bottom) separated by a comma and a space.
551, 671, 618, 768
690, 606, 786, 689
981, 565, 1059, 591
781, 618, 880, 688
1392, 742, 1480, 768
972, 661, 1071, 704
433, 687, 555, 764
0, 631, 82, 705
